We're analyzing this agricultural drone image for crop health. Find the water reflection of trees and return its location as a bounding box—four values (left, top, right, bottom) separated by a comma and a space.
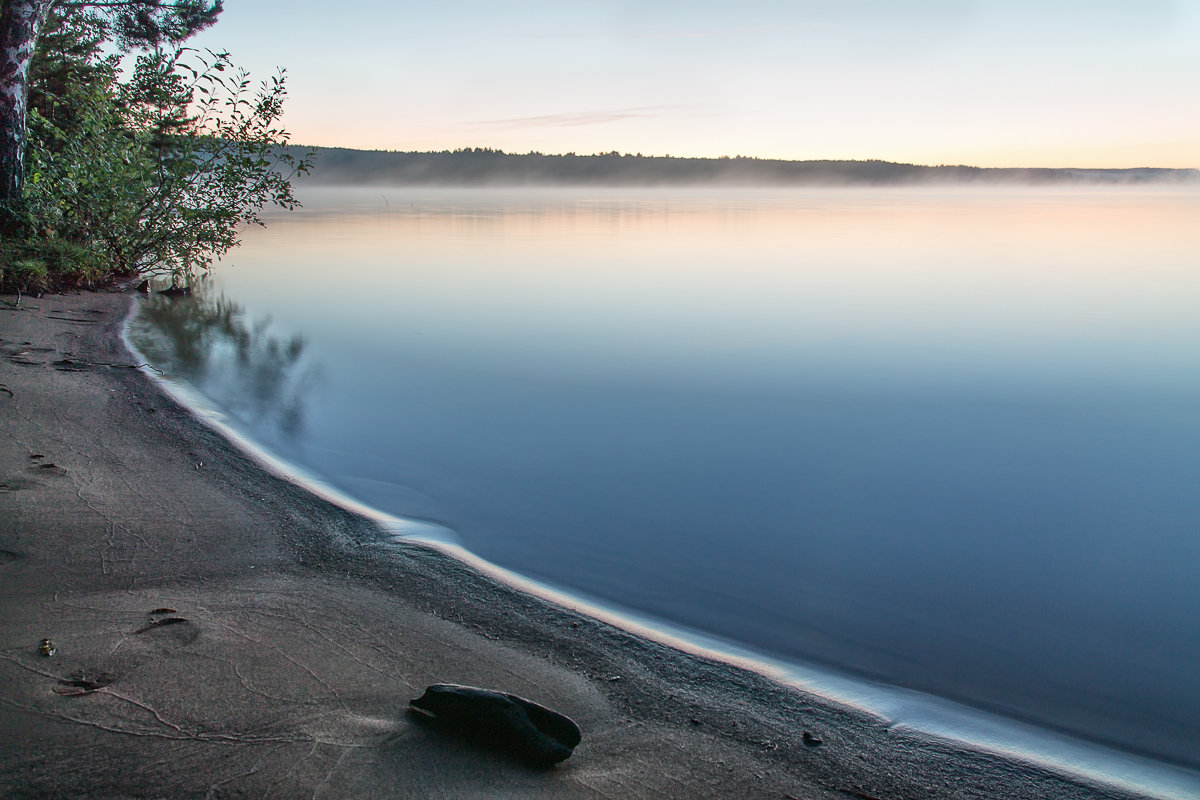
133, 292, 318, 441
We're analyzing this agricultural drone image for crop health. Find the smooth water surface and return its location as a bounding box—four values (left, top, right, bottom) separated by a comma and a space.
129, 186, 1200, 770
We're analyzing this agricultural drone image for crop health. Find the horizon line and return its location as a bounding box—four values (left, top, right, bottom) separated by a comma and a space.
285, 144, 1200, 173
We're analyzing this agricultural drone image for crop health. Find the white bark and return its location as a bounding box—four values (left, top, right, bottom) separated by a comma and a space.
0, 0, 54, 207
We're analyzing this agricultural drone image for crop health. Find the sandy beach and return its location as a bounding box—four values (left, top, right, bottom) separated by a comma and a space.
0, 289, 1165, 799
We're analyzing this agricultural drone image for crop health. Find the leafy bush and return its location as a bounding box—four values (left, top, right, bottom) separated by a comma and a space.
1, 9, 311, 294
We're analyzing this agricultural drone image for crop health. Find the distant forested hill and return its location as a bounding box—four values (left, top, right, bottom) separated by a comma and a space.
293, 147, 1199, 186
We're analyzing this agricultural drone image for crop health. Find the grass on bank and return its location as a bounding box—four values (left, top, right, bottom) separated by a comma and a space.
0, 233, 126, 295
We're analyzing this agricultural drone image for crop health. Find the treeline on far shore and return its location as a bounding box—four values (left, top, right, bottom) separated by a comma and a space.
294, 147, 1200, 186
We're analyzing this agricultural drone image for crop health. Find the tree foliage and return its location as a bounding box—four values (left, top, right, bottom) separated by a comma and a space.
101, 0, 223, 49
0, 1, 223, 209
1, 5, 311, 293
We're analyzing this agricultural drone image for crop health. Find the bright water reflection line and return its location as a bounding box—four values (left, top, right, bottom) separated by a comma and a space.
432, 544, 1200, 800
129, 185, 1200, 782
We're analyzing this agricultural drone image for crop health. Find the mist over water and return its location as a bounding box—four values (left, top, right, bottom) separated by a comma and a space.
130, 186, 1200, 771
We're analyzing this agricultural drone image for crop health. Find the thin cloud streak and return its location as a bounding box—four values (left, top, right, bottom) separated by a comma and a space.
181, 0, 1200, 168
469, 106, 676, 129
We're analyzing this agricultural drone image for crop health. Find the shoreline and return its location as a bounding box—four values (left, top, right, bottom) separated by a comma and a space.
93, 323, 1200, 800
0, 289, 1192, 799
123, 283, 1200, 795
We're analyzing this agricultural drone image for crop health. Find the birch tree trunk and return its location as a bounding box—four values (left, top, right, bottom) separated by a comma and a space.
0, 0, 53, 221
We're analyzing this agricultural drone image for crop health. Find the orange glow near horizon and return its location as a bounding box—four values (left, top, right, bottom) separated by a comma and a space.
184, 1, 1200, 172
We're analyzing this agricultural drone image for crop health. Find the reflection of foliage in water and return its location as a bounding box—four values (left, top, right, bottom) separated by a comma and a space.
131, 292, 318, 441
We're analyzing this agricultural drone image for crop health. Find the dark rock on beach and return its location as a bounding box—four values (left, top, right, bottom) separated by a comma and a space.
409, 684, 582, 767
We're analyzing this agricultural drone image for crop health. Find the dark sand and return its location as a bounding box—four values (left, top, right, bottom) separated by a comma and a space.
0, 290, 1165, 799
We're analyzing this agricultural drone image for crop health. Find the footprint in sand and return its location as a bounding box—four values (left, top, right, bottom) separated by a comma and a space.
48, 608, 200, 697
0, 476, 37, 493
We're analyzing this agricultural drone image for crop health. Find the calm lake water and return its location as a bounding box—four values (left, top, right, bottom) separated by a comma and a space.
129, 186, 1200, 773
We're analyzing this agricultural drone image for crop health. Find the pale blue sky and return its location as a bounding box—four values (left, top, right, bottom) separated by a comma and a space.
185, 0, 1199, 166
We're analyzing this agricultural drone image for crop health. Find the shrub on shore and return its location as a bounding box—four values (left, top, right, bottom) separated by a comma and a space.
0, 8, 311, 295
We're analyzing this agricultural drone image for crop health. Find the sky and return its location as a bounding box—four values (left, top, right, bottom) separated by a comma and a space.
182, 0, 1200, 168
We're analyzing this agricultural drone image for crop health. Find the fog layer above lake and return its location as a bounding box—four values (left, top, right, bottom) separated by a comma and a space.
130, 186, 1200, 770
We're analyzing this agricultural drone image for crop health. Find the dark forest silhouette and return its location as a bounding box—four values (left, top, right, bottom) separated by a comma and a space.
297, 147, 1199, 187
